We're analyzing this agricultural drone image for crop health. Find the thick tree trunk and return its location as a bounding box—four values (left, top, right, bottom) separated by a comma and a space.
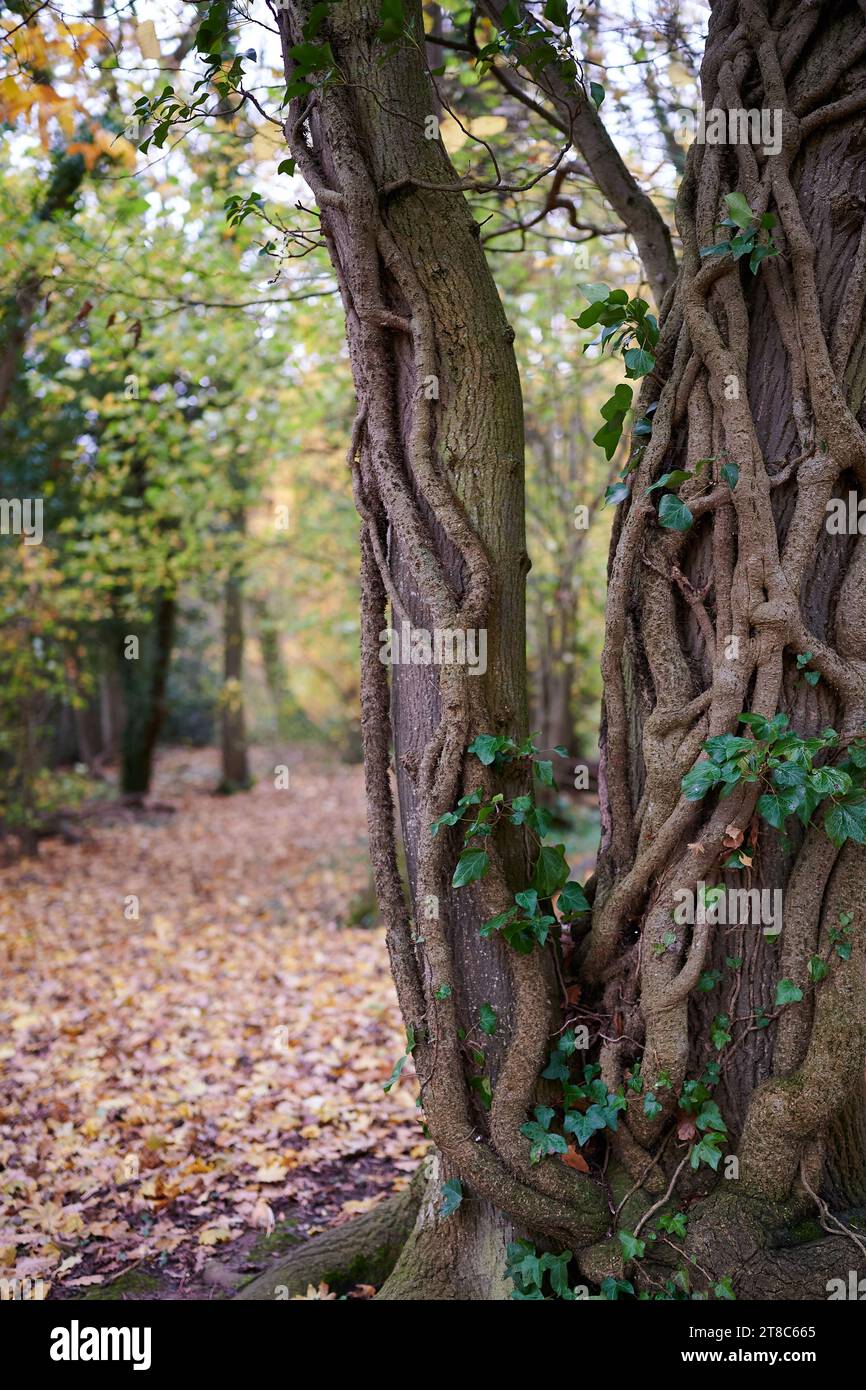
585, 0, 866, 1295
276, 0, 609, 1298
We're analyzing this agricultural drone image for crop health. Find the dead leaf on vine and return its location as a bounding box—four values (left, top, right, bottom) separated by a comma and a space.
723, 823, 744, 850
677, 1115, 697, 1143
562, 1144, 591, 1173
687, 841, 705, 854
566, 984, 582, 1006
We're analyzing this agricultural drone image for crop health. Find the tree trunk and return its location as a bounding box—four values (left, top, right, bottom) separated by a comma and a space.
277, 0, 611, 1299
585, 0, 866, 1296
218, 565, 251, 793
119, 596, 176, 798
266, 0, 866, 1301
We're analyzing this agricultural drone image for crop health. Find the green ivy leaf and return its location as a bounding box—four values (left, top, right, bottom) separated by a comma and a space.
724, 191, 754, 229
439, 1177, 463, 1218
618, 1230, 646, 1261
557, 880, 590, 917
774, 977, 804, 1006
479, 1003, 498, 1035
658, 493, 694, 531
452, 848, 489, 887
825, 792, 866, 847
531, 843, 570, 897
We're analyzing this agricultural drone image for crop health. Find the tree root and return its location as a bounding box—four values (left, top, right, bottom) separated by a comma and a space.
235, 1171, 423, 1300
682, 1191, 866, 1300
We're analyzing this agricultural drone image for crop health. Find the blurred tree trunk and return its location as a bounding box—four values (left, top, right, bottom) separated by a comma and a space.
218, 557, 250, 793
119, 597, 176, 798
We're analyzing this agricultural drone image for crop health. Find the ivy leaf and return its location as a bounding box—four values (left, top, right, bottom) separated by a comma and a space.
710, 1014, 732, 1050
383, 1053, 408, 1092
618, 1230, 646, 1261
682, 760, 722, 800
774, 977, 804, 1006
658, 493, 694, 531
531, 843, 570, 897
544, 0, 570, 26
468, 733, 511, 765
479, 1003, 498, 1035
808, 956, 829, 983
605, 479, 630, 507
557, 879, 590, 918
563, 1104, 608, 1145
533, 758, 554, 787
825, 792, 866, 847
724, 191, 754, 229
600, 1276, 635, 1300
690, 1131, 724, 1170
721, 462, 739, 489
542, 1047, 571, 1082
696, 1100, 726, 1133
520, 1108, 567, 1163
647, 469, 691, 494
659, 1211, 688, 1239
452, 848, 489, 888
809, 766, 852, 797
439, 1178, 463, 1218
643, 1092, 663, 1120
623, 346, 655, 377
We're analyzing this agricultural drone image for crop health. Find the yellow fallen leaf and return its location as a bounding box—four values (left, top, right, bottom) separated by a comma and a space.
254, 1163, 287, 1184
469, 116, 507, 138
199, 1226, 233, 1246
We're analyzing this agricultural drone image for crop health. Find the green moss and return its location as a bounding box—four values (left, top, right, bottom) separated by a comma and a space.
250, 1219, 302, 1262
785, 1218, 823, 1245
83, 1269, 162, 1300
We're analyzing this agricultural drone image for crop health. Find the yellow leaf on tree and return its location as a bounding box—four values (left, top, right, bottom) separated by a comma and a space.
469, 115, 507, 138
438, 116, 467, 154
251, 129, 283, 163
137, 21, 162, 61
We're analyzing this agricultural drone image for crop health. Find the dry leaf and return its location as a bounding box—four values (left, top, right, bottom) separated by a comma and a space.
562, 1144, 590, 1173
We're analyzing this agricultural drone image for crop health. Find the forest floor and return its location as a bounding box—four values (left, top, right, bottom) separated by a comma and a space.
0, 745, 423, 1301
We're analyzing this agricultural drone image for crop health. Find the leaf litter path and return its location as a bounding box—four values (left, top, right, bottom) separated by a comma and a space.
0, 747, 423, 1300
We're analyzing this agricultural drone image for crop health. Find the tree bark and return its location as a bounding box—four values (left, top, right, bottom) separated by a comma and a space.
585, 0, 866, 1295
